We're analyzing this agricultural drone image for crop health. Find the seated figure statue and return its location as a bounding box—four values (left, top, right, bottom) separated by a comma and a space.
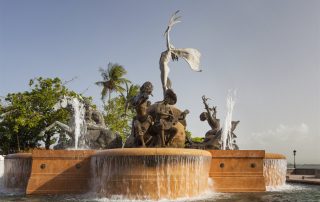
131, 81, 154, 147
125, 82, 189, 148
150, 89, 179, 147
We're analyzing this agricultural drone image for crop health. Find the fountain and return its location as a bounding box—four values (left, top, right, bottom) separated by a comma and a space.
91, 148, 211, 200
0, 10, 288, 201
221, 90, 237, 150
3, 153, 32, 193
40, 96, 122, 150
264, 153, 287, 187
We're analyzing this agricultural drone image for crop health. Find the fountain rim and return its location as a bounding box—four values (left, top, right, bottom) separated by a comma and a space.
4, 153, 32, 159
265, 152, 286, 159
93, 148, 212, 157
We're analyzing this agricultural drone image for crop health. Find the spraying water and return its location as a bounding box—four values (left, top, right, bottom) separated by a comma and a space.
53, 96, 87, 149
70, 97, 87, 149
221, 90, 236, 150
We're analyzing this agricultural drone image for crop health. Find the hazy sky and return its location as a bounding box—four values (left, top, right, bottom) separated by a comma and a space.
1, 0, 319, 163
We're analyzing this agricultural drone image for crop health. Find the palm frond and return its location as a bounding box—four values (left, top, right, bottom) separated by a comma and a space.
115, 85, 126, 94
98, 68, 109, 80
101, 87, 108, 101
95, 81, 105, 86
96, 62, 130, 103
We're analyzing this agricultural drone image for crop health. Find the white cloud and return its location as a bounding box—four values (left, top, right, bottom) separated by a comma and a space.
238, 123, 320, 164
250, 123, 309, 144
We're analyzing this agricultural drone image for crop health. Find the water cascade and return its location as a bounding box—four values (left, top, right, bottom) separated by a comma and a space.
264, 153, 287, 188
90, 148, 212, 200
3, 153, 32, 193
221, 91, 236, 150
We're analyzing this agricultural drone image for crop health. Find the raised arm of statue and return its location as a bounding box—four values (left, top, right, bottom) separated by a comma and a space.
164, 10, 181, 50
159, 11, 202, 98
201, 95, 220, 131
202, 95, 213, 117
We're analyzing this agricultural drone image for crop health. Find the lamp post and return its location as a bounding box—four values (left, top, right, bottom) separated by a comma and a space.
293, 150, 296, 169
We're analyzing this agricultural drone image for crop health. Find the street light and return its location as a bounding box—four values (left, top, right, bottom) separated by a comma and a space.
293, 150, 297, 169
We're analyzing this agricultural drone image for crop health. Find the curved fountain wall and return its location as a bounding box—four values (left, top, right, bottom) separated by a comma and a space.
264, 153, 287, 187
4, 153, 32, 192
90, 148, 212, 200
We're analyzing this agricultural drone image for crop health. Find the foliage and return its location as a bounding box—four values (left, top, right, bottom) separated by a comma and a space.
95, 63, 130, 103
95, 62, 140, 142
185, 130, 204, 143
0, 63, 140, 154
192, 137, 204, 143
0, 77, 78, 154
120, 83, 140, 114
185, 130, 192, 139
104, 84, 139, 141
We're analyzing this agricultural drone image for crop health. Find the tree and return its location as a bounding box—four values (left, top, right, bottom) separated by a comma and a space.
0, 77, 77, 154
95, 63, 130, 104
95, 63, 139, 142
185, 130, 204, 143
104, 83, 139, 141
120, 83, 140, 115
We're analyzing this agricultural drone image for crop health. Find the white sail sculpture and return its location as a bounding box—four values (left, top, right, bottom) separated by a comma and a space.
159, 10, 202, 97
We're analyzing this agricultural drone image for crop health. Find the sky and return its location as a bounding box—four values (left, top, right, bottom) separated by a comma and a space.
0, 0, 319, 164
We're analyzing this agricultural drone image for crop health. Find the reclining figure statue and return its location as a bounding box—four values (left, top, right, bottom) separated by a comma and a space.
39, 96, 122, 149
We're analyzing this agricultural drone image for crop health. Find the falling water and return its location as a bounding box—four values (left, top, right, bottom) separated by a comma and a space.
90, 150, 212, 200
3, 154, 32, 193
264, 159, 287, 188
221, 90, 236, 150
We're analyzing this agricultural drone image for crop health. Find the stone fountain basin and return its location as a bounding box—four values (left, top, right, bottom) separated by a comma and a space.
3, 149, 286, 197
91, 148, 212, 199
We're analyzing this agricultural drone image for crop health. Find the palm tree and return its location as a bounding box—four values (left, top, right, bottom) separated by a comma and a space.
120, 83, 140, 116
95, 63, 130, 104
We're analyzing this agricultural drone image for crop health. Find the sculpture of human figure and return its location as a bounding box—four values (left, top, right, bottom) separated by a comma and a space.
132, 101, 153, 147
131, 82, 154, 147
200, 95, 221, 138
152, 89, 178, 147
160, 10, 202, 97
84, 100, 107, 131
